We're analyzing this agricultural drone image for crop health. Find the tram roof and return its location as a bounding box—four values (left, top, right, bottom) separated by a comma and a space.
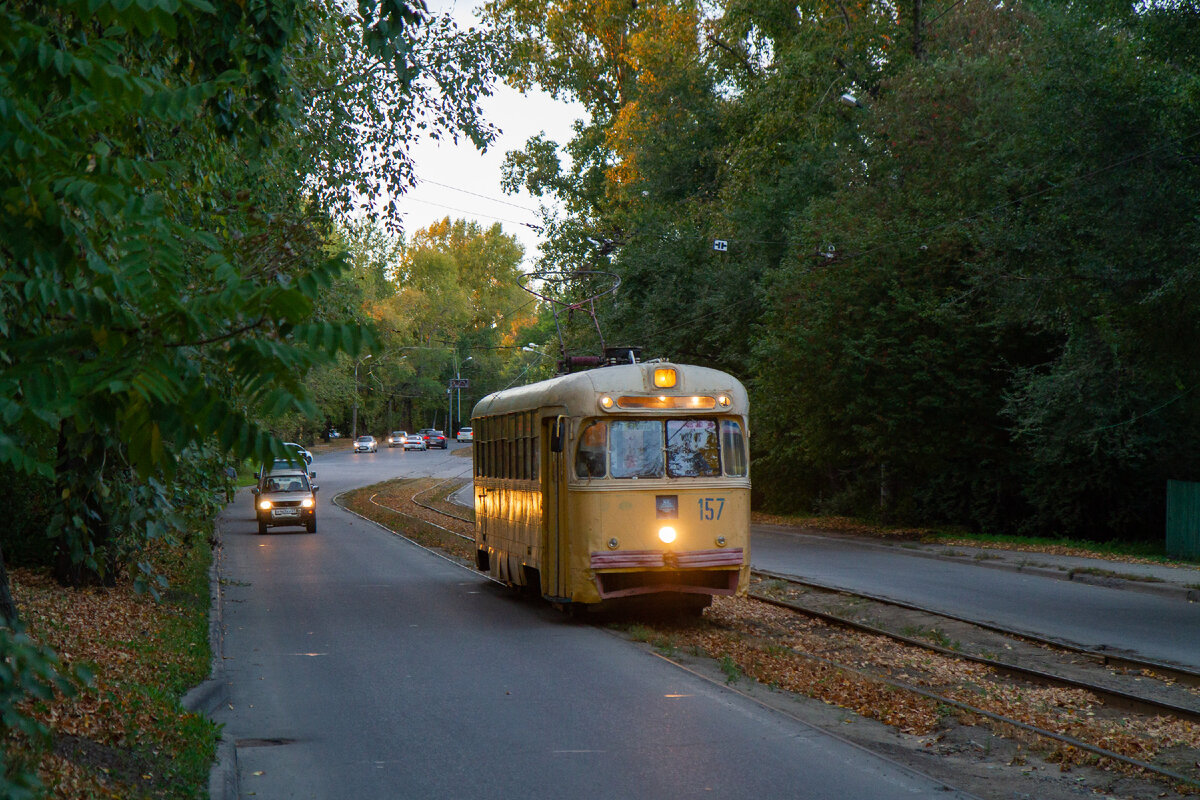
471, 362, 749, 419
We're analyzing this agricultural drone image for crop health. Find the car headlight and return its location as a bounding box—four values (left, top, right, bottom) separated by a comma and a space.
259, 499, 272, 511
301, 498, 314, 508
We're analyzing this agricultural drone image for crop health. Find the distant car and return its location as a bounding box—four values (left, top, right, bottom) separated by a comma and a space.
419, 429, 447, 449
403, 433, 427, 451
354, 435, 377, 453
282, 442, 313, 465
386, 430, 408, 447
456, 426, 473, 443
327, 429, 342, 439
252, 468, 318, 534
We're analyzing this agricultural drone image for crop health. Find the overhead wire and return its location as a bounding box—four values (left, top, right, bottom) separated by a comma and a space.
414, 176, 542, 214
398, 197, 544, 232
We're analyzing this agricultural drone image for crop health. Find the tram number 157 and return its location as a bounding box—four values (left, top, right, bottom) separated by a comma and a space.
698, 497, 725, 521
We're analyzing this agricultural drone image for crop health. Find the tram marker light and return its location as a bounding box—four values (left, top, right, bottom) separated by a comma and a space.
716, 536, 727, 547
599, 395, 614, 410
653, 368, 677, 388
607, 537, 619, 549
658, 526, 677, 544
718, 395, 731, 407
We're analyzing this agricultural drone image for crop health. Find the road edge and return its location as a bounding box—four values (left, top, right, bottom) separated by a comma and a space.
181, 498, 238, 800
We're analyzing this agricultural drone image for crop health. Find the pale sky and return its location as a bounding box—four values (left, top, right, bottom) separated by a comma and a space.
394, 0, 585, 268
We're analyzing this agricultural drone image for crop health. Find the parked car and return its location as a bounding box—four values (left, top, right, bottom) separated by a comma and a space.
252, 468, 318, 534
327, 429, 342, 439
419, 428, 447, 449
354, 435, 377, 453
387, 430, 408, 447
282, 442, 313, 465
456, 426, 473, 443
403, 433, 427, 451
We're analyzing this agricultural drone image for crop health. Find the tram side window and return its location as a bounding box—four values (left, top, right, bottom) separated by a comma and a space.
666, 419, 720, 477
610, 420, 664, 479
721, 419, 748, 477
576, 420, 607, 478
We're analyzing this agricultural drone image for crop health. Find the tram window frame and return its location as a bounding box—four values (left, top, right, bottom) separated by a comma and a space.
474, 419, 483, 476
721, 419, 748, 477
665, 419, 721, 478
519, 412, 527, 480
485, 419, 495, 478
521, 412, 533, 480
610, 420, 665, 479
513, 413, 522, 480
575, 420, 608, 479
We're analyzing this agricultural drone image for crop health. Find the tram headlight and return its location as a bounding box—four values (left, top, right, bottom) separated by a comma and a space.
653, 368, 677, 388
717, 395, 731, 407
658, 526, 677, 544
607, 537, 619, 549
716, 536, 727, 547
599, 395, 614, 410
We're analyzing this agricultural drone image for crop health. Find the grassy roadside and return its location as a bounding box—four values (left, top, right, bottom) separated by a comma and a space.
7, 539, 218, 799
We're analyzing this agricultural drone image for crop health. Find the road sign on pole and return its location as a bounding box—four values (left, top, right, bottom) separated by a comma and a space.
450, 378, 469, 388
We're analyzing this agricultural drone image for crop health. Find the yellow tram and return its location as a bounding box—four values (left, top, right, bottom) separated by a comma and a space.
470, 358, 750, 611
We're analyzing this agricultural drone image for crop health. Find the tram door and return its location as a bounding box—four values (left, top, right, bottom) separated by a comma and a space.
540, 415, 569, 601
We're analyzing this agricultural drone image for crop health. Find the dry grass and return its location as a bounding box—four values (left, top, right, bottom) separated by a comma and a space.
7, 541, 216, 798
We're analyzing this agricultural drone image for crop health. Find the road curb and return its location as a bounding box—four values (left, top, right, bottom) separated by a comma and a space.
181, 500, 239, 800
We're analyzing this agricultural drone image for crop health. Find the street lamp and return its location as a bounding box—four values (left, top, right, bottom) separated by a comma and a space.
351, 353, 372, 440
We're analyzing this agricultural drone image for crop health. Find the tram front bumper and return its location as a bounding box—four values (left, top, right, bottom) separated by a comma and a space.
589, 548, 746, 598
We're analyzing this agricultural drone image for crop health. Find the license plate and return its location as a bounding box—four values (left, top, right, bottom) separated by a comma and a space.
273, 508, 300, 518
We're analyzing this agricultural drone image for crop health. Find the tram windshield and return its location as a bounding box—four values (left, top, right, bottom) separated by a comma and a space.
575, 418, 748, 480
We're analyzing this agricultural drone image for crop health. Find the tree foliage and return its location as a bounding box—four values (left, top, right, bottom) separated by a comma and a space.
0, 0, 500, 791
320, 217, 543, 438
495, 0, 1200, 541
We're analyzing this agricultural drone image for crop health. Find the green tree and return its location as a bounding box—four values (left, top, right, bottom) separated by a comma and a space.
0, 0, 501, 790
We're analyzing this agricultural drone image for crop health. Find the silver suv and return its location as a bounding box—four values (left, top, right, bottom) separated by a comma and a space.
252, 467, 318, 534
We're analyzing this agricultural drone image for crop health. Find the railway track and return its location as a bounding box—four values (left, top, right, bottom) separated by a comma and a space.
382, 482, 1200, 787
747, 571, 1200, 787
749, 571, 1200, 721
754, 569, 1200, 689
409, 474, 474, 526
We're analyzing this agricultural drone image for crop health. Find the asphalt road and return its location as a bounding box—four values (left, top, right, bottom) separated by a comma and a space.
210, 444, 976, 799
751, 527, 1200, 669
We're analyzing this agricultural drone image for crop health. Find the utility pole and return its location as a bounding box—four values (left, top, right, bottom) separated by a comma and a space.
352, 353, 372, 440
453, 355, 472, 436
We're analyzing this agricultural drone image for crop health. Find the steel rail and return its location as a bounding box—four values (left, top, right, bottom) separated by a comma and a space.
748, 587, 1200, 725
754, 568, 1200, 688
364, 481, 474, 543
410, 474, 474, 525
691, 633, 1200, 790
352, 489, 1200, 786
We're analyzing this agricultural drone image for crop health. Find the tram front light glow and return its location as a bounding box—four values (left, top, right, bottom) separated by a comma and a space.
653, 368, 677, 388
599, 395, 614, 410
718, 395, 731, 407
658, 526, 677, 544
